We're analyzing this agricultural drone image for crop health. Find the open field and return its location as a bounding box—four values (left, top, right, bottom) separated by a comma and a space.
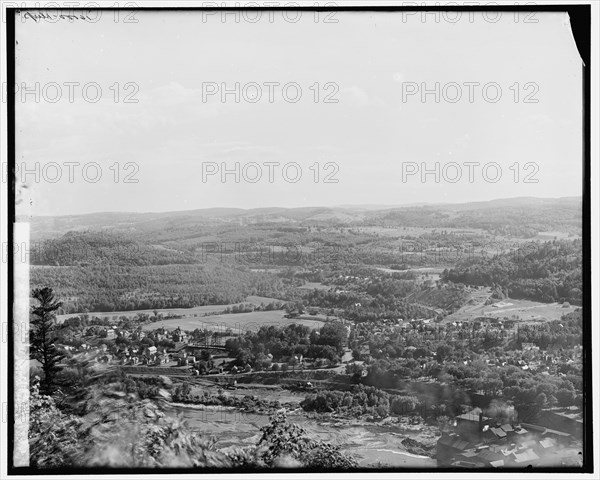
56, 295, 283, 323
355, 226, 487, 237
376, 267, 444, 282
445, 296, 578, 324
142, 310, 325, 333
299, 281, 331, 291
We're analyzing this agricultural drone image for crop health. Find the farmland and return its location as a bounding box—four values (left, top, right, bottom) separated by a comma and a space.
142, 310, 326, 333
444, 294, 579, 324
56, 295, 283, 324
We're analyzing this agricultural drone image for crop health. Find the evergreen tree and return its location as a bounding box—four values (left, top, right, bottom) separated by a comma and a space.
30, 287, 63, 394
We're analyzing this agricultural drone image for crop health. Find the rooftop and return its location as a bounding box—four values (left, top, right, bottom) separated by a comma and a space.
513, 449, 540, 464
456, 412, 491, 422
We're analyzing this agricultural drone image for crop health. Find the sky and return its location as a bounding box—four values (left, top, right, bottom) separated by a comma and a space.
13, 9, 583, 216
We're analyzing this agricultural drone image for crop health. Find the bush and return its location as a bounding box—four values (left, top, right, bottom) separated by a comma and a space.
258, 412, 357, 469
556, 388, 576, 407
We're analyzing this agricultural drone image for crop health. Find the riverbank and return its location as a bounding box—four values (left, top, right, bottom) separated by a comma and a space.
165, 400, 439, 468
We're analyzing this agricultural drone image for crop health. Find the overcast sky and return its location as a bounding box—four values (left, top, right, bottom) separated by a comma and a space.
14, 9, 583, 216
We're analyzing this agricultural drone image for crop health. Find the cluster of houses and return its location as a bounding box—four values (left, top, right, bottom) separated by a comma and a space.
116, 345, 171, 366
494, 344, 583, 376
352, 316, 520, 350
55, 319, 268, 378
64, 342, 171, 366
84, 324, 191, 343
357, 316, 518, 337
437, 409, 582, 468
57, 325, 225, 369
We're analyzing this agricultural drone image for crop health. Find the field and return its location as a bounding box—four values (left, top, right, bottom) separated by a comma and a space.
376, 267, 444, 283
298, 282, 331, 291
445, 295, 578, 324
56, 295, 283, 323
142, 310, 325, 334
355, 226, 486, 237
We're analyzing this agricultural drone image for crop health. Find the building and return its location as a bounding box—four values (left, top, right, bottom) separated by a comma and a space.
438, 412, 580, 468
537, 409, 583, 438
455, 410, 492, 443
146, 345, 158, 356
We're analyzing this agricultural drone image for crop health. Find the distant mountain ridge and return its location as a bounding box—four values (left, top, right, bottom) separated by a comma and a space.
23, 196, 582, 241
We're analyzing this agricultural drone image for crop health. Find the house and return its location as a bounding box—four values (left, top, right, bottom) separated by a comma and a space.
154, 354, 169, 365
133, 330, 146, 340
454, 447, 504, 467
146, 345, 157, 355
488, 426, 508, 441
437, 433, 476, 465
173, 327, 188, 342
513, 449, 540, 465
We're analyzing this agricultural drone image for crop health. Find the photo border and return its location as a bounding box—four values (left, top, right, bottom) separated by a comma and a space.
3, 2, 594, 476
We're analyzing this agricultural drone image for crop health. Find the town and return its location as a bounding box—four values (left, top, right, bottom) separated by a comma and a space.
24, 199, 585, 470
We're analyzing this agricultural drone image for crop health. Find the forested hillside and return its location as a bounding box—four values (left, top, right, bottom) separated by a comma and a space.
442, 240, 582, 304
29, 198, 583, 315
31, 264, 294, 314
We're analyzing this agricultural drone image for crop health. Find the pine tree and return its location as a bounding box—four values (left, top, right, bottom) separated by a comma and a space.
30, 287, 63, 394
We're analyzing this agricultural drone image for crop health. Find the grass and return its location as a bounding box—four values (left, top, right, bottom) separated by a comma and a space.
142, 310, 325, 334
445, 296, 578, 324
56, 295, 284, 323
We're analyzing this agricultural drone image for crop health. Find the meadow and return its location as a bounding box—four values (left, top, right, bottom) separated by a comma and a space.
56, 295, 283, 323
142, 309, 325, 334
